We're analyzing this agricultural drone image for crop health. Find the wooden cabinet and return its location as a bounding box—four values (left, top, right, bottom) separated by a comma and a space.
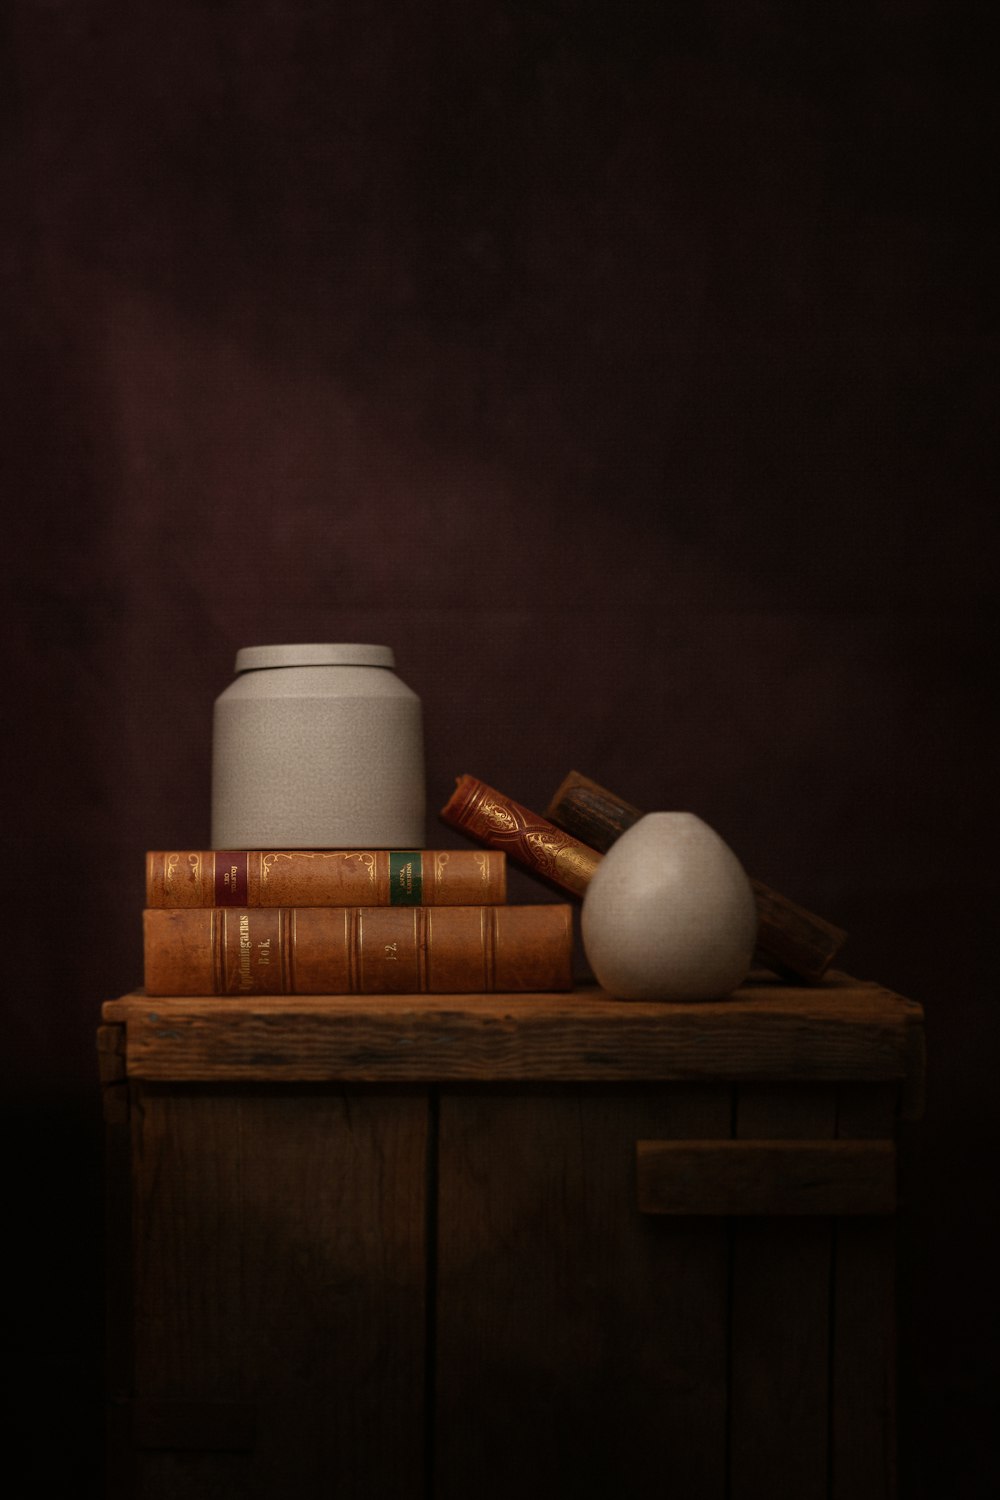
100, 974, 924, 1500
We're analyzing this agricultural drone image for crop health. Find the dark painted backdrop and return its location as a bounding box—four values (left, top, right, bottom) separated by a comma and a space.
3, 2, 996, 1495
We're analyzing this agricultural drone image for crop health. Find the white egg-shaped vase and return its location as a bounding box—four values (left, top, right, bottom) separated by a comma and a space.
581, 813, 758, 1001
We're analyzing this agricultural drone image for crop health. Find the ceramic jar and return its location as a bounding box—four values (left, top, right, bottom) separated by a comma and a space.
581, 812, 758, 1000
211, 644, 426, 849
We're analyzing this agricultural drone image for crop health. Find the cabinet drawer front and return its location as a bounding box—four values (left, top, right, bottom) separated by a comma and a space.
637, 1139, 896, 1215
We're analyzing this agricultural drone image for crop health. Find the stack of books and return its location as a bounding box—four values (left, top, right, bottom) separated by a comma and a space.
142, 848, 574, 996
142, 771, 846, 998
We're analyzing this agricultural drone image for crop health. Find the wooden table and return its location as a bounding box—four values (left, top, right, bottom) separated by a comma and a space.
100, 972, 925, 1500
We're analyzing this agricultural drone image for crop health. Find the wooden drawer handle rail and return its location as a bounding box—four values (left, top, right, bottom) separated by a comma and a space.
636, 1139, 896, 1216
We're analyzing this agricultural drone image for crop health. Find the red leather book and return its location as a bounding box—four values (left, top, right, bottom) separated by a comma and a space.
146, 848, 506, 908
143, 904, 573, 996
439, 775, 602, 896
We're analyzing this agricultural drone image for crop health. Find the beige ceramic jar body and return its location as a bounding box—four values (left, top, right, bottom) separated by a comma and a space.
211, 644, 425, 849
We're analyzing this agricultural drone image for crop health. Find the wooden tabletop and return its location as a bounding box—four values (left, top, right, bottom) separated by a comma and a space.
101, 972, 924, 1105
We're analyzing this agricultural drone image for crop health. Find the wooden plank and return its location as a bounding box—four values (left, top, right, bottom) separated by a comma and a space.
131, 1083, 427, 1499
636, 1139, 896, 1215
97, 1023, 127, 1084
102, 1080, 130, 1127
728, 1085, 837, 1500
102, 981, 923, 1087
832, 1085, 899, 1500
434, 1083, 732, 1500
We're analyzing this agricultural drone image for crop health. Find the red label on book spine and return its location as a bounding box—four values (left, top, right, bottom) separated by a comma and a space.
215, 852, 249, 906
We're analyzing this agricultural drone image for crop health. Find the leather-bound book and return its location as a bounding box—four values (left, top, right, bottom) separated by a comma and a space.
146, 848, 506, 908
545, 770, 847, 983
143, 904, 572, 997
439, 775, 602, 897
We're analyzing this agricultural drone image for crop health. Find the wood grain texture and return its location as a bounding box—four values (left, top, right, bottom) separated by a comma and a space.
97, 1022, 126, 1084
130, 1083, 427, 1499
103, 978, 925, 1087
434, 1083, 733, 1500
636, 1138, 896, 1214
728, 1085, 837, 1500
102, 1079, 130, 1127
104, 980, 918, 1497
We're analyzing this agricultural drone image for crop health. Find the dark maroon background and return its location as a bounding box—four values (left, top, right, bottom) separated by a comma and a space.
3, 3, 996, 1495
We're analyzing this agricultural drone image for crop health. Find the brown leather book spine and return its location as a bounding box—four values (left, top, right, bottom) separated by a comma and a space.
545, 770, 847, 983
544, 770, 642, 851
145, 849, 507, 908
142, 904, 572, 996
439, 775, 603, 898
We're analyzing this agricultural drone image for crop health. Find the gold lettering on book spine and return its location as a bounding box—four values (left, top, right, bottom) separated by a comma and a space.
261, 851, 377, 882
237, 912, 253, 991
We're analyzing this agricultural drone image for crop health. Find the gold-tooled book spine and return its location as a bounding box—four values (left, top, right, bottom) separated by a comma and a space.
142, 904, 571, 996
146, 849, 506, 907
439, 775, 602, 898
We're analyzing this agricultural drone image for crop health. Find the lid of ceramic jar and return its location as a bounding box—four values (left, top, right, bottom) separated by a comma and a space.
235, 644, 396, 672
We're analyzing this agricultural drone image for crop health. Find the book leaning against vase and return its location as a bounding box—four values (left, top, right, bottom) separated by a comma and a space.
143, 904, 572, 996
440, 771, 846, 984
146, 848, 507, 908
543, 770, 847, 982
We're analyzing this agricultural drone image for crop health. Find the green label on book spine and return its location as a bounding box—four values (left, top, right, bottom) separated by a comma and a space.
389, 851, 423, 905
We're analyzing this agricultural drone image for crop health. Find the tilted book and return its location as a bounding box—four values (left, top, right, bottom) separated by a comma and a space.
544, 770, 847, 983
441, 771, 846, 983
146, 849, 506, 908
143, 904, 572, 996
439, 775, 602, 896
